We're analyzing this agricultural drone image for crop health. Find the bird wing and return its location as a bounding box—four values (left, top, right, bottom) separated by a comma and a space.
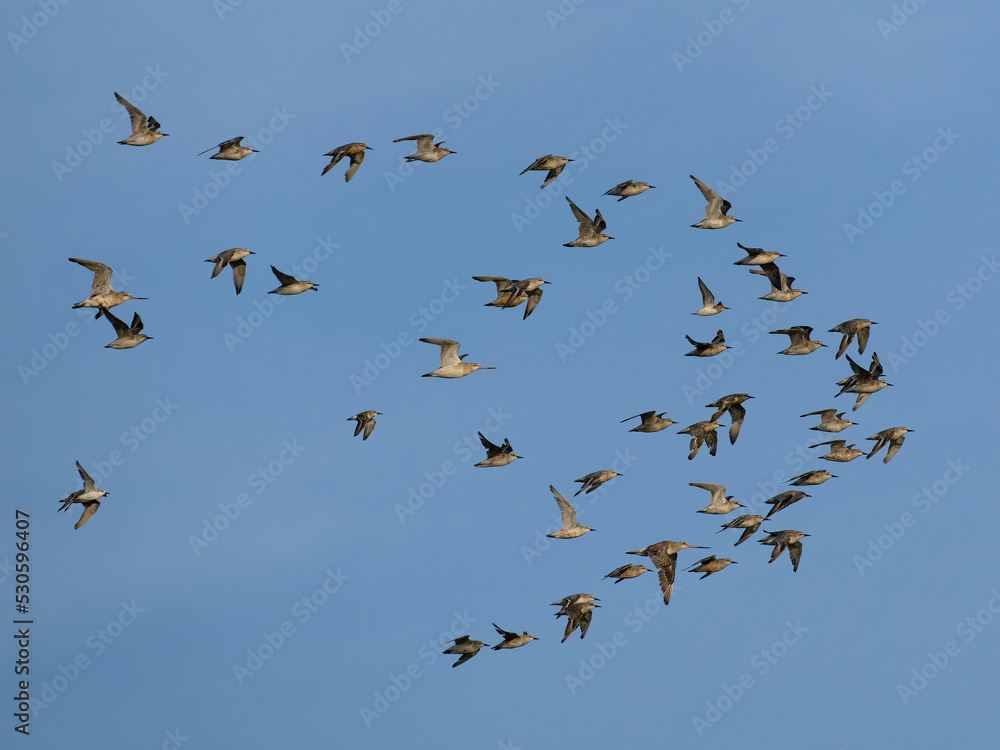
592, 208, 608, 234
690, 175, 722, 217
565, 196, 592, 227
869, 352, 883, 377
523, 288, 543, 319
834, 331, 853, 359
728, 403, 746, 444
270, 266, 297, 286
231, 259, 247, 294
76, 460, 95, 489
550, 485, 579, 528
697, 277, 716, 307
690, 483, 725, 504
129, 313, 144, 334
520, 155, 551, 175
103, 308, 129, 336
419, 338, 461, 367
472, 276, 511, 290
362, 418, 376, 440
321, 149, 344, 176
540, 165, 565, 188
395, 134, 433, 149
788, 541, 803, 572
755, 262, 784, 291
706, 428, 719, 456
621, 411, 653, 423
648, 550, 678, 605
478, 431, 501, 456
343, 150, 366, 182
70, 258, 114, 295
857, 325, 871, 356
114, 92, 146, 134
75, 500, 100, 529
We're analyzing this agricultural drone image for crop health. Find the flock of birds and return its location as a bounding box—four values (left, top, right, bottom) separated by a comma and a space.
57, 91, 914, 667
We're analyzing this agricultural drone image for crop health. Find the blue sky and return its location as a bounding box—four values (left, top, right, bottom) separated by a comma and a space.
4, 0, 1000, 747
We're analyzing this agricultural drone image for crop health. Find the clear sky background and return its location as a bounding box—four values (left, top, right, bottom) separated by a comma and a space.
3, 0, 1000, 747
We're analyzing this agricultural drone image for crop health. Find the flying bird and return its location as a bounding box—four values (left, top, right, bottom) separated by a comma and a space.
573, 470, 621, 496
733, 242, 783, 266
692, 277, 729, 316
491, 623, 539, 650
603, 564, 651, 583
691, 482, 745, 515
621, 411, 676, 433
800, 409, 856, 433
685, 555, 737, 579
321, 142, 371, 181
520, 155, 573, 188
474, 432, 521, 467
441, 636, 489, 667
58, 461, 108, 529
678, 421, 722, 460
268, 266, 319, 295
69, 258, 147, 318
114, 92, 168, 146
751, 262, 806, 302
717, 515, 765, 546
101, 308, 153, 349
563, 197, 613, 247
810, 439, 865, 462
829, 319, 877, 360
472, 276, 527, 309
499, 278, 550, 319
393, 134, 455, 162
602, 180, 654, 201
759, 530, 809, 572
685, 330, 729, 357
628, 540, 707, 605
346, 411, 382, 441
419, 338, 495, 378
689, 175, 741, 229
706, 393, 753, 444
198, 137, 258, 160
770, 326, 826, 355
546, 486, 593, 539
205, 248, 255, 295
763, 491, 812, 519
866, 427, 914, 463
